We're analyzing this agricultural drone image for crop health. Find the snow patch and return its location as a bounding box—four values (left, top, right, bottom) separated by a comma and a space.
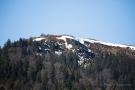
38, 46, 42, 50
58, 43, 62, 45
55, 51, 62, 55
79, 38, 84, 44
45, 48, 50, 51
66, 44, 72, 49
78, 61, 83, 65
88, 49, 91, 52
36, 53, 42, 56
77, 38, 135, 51
56, 35, 74, 49
33, 37, 45, 41
56, 35, 74, 41
72, 49, 75, 53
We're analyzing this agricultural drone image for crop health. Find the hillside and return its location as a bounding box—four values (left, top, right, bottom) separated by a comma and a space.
0, 34, 135, 90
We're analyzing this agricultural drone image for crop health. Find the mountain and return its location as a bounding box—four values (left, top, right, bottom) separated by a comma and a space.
0, 34, 135, 90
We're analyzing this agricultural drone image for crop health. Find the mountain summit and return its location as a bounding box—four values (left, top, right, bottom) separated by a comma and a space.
34, 34, 135, 49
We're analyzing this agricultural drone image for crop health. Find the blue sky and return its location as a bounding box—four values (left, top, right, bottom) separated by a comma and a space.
0, 0, 135, 47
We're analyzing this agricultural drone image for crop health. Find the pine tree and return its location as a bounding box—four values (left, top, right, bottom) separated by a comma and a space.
41, 71, 48, 90
36, 71, 41, 83
34, 56, 42, 73
50, 62, 55, 83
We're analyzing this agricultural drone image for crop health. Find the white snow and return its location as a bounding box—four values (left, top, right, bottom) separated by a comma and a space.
79, 38, 85, 44
78, 54, 85, 65
36, 53, 42, 56
55, 43, 57, 46
56, 35, 74, 49
88, 39, 135, 50
77, 38, 135, 51
66, 44, 72, 49
57, 35, 74, 41
45, 40, 47, 42
45, 48, 50, 51
44, 43, 48, 45
33, 37, 45, 41
72, 49, 75, 53
78, 61, 83, 65
58, 43, 62, 45
38, 46, 42, 50
75, 37, 84, 44
34, 35, 135, 51
84, 43, 90, 47
88, 49, 91, 52
55, 51, 62, 55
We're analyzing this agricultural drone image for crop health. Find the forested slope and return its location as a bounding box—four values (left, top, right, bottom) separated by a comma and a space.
0, 35, 135, 90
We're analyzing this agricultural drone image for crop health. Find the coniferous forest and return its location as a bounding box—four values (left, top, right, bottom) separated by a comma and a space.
0, 37, 135, 90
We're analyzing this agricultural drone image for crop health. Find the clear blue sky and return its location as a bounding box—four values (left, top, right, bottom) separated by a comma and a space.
0, 0, 135, 47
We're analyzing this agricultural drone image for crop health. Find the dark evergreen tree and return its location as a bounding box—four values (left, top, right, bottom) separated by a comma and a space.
41, 71, 48, 90
6, 39, 11, 48
34, 56, 42, 73
36, 71, 41, 83
50, 62, 55, 83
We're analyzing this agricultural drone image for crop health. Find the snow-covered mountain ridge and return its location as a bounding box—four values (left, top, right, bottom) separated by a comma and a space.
33, 34, 135, 51
31, 34, 135, 67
